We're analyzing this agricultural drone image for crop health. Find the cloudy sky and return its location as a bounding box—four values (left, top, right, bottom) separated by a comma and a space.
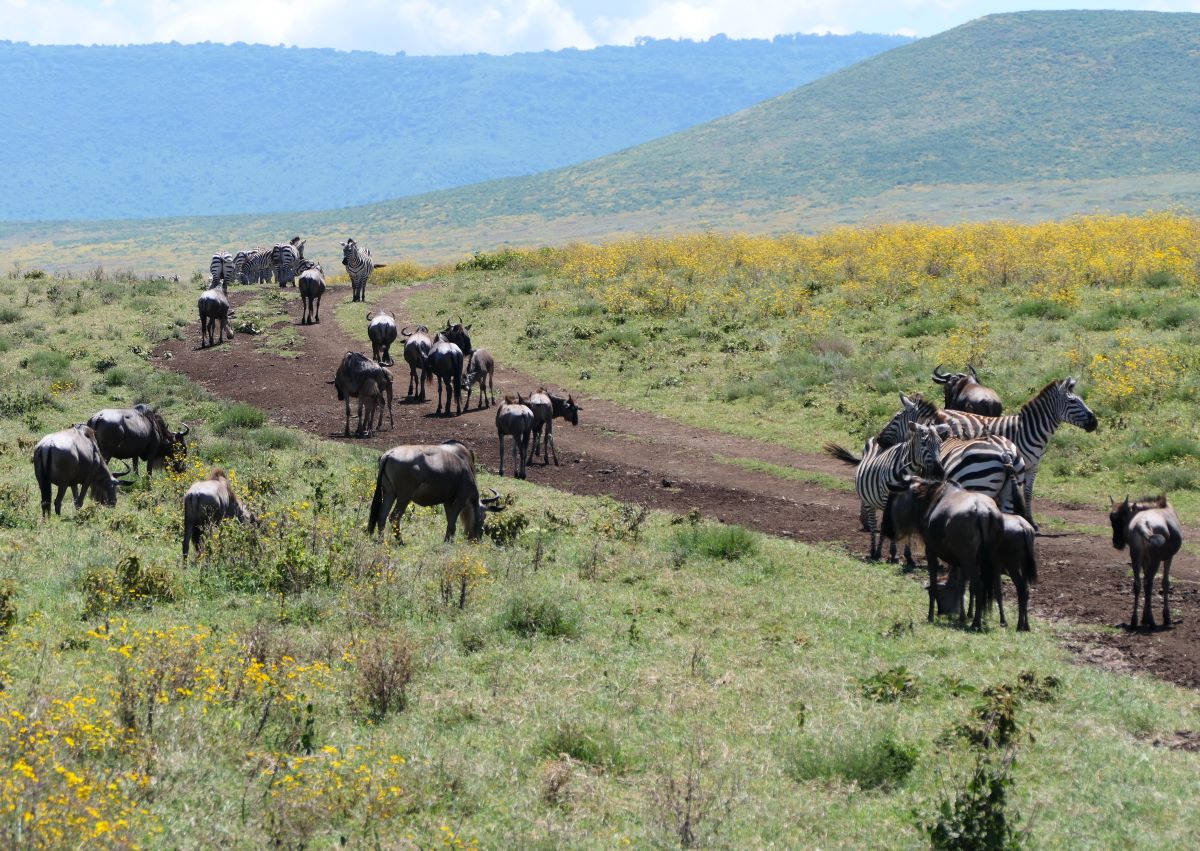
1, 0, 1197, 54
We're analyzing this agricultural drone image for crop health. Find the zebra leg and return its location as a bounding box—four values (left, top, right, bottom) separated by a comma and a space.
865, 508, 881, 560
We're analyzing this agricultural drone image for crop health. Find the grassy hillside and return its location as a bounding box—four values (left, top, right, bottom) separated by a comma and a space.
0, 34, 908, 221
3, 10, 1197, 273
1, 240, 1200, 845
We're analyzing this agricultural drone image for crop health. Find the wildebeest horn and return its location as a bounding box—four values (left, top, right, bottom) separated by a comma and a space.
400, 325, 417, 337
367, 311, 375, 321
931, 364, 949, 383
176, 423, 190, 438
1109, 495, 1115, 506
481, 488, 503, 506
112, 459, 133, 478
967, 364, 979, 381
326, 379, 337, 385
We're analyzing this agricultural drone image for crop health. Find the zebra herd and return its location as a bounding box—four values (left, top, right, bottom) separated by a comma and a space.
208, 237, 382, 303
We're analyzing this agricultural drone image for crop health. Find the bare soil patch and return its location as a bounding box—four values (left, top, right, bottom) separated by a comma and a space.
156, 281, 1200, 691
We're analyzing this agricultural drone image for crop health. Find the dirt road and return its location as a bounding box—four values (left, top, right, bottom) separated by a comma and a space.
156, 282, 1200, 690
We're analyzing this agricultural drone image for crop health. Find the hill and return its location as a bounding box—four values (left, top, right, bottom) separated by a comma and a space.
3, 10, 1198, 274
0, 34, 908, 220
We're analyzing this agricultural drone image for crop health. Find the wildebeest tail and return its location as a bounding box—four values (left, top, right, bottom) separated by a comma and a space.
32, 446, 51, 515
824, 442, 860, 466
1000, 452, 1030, 521
1148, 531, 1168, 548
1023, 525, 1038, 585
974, 513, 998, 617
367, 463, 386, 535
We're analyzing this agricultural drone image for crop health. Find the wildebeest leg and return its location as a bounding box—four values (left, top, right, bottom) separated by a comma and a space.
1129, 556, 1142, 628
546, 423, 558, 466
407, 366, 416, 398
437, 376, 445, 416
926, 553, 940, 623
344, 396, 352, 437
1013, 571, 1030, 632
994, 573, 1007, 627
387, 499, 409, 541
1143, 558, 1159, 628
223, 315, 233, 341
1162, 555, 1173, 626
453, 376, 462, 416
487, 371, 494, 407
498, 433, 506, 477
314, 292, 322, 323
516, 433, 527, 480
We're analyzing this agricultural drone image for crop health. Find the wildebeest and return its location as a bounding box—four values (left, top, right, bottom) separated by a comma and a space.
356, 376, 387, 438
86, 404, 190, 477
367, 440, 504, 542
368, 310, 399, 365
297, 260, 325, 325
31, 425, 131, 518
522, 389, 580, 466
182, 468, 254, 558
1110, 495, 1183, 629
425, 333, 464, 417
496, 397, 534, 479
401, 325, 432, 399
329, 352, 395, 437
439, 320, 473, 357
198, 285, 233, 348
888, 472, 1003, 630
463, 349, 495, 409
931, 365, 1003, 416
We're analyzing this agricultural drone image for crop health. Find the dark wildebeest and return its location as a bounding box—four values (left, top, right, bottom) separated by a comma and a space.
401, 325, 432, 399
198, 285, 233, 347
425, 333, 464, 417
355, 376, 387, 438
329, 352, 395, 437
888, 472, 1003, 630
439, 320, 473, 357
523, 389, 580, 466
1110, 495, 1183, 629
496, 396, 534, 479
368, 310, 399, 366
182, 468, 254, 558
87, 404, 189, 477
463, 349, 495, 409
31, 425, 132, 518
367, 440, 504, 542
931, 365, 1003, 416
297, 260, 325, 325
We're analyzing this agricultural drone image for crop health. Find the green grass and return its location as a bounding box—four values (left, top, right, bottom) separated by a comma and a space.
1, 268, 1200, 846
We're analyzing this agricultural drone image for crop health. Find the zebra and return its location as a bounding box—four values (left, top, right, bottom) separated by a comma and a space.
271, 237, 306, 288
233, 249, 271, 285
875, 392, 939, 449
825, 421, 945, 560
341, 238, 386, 303
936, 433, 1032, 521
209, 253, 234, 293
935, 377, 1097, 520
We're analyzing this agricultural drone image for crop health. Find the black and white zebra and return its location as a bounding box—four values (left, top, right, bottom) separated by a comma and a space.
271, 237, 306, 288
825, 422, 945, 560
935, 378, 1097, 518
233, 249, 271, 285
875, 392, 939, 449
936, 433, 1031, 522
209, 253, 234, 293
341, 238, 385, 303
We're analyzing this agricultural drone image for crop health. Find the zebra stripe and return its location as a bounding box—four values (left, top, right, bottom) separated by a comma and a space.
233, 249, 271, 285
341, 238, 375, 303
935, 378, 1097, 514
271, 238, 305, 288
209, 253, 234, 292
876, 392, 939, 449
937, 434, 1030, 520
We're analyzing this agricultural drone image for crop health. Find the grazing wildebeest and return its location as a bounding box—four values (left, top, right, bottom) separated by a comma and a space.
198, 285, 233, 347
182, 469, 254, 558
297, 260, 325, 325
931, 365, 1003, 416
329, 352, 395, 437
888, 472, 1004, 630
1110, 495, 1183, 629
425, 333, 464, 417
367, 440, 504, 542
86, 404, 189, 477
463, 349, 495, 409
496, 396, 534, 479
524, 389, 582, 466
401, 325, 432, 400
367, 310, 399, 365
31, 425, 131, 518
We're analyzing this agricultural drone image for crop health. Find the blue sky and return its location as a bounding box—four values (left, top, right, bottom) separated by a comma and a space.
0, 1, 1196, 55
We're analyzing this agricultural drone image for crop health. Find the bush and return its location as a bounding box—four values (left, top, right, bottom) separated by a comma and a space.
456, 249, 523, 271
925, 758, 1025, 850
0, 307, 21, 324
860, 666, 919, 703
21, 349, 72, 379
542, 721, 625, 770
0, 583, 17, 635
1143, 270, 1179, 289
1145, 466, 1200, 492
104, 366, 132, 387
214, 403, 266, 433
500, 590, 580, 638
1149, 303, 1199, 330
1011, 299, 1070, 320
671, 524, 757, 562
81, 555, 178, 618
356, 634, 414, 721
787, 727, 917, 791
249, 427, 299, 450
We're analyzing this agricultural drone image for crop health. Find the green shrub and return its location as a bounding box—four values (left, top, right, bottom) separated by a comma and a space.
1143, 270, 1179, 289
925, 758, 1025, 850
214, 403, 267, 433
542, 721, 625, 770
486, 510, 529, 546
787, 727, 917, 790
249, 427, 299, 450
860, 666, 919, 703
1011, 299, 1070, 320
456, 249, 523, 271
104, 366, 132, 387
1144, 466, 1200, 492
0, 389, 51, 418
81, 555, 178, 618
1132, 436, 1200, 465
901, 315, 957, 338
501, 590, 580, 638
671, 524, 757, 562
0, 583, 17, 635
1149, 304, 1199, 330
21, 349, 72, 379
0, 307, 21, 324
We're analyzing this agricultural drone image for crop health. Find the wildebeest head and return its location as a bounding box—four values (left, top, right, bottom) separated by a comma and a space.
94, 457, 134, 506
549, 392, 581, 426
441, 319, 473, 355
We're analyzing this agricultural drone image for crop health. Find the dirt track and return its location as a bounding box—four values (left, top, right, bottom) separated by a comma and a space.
156, 282, 1200, 691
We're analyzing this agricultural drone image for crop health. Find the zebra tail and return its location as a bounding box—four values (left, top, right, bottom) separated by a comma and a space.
824, 442, 861, 466
1001, 453, 1030, 521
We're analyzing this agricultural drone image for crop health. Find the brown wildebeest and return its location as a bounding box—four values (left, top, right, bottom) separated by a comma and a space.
367, 440, 504, 542
182, 468, 254, 558
368, 310, 399, 365
31, 425, 132, 518
198, 285, 233, 347
524, 389, 581, 466
425, 333, 464, 417
463, 349, 495, 409
329, 352, 394, 437
401, 325, 432, 399
87, 404, 189, 477
297, 260, 325, 325
355, 376, 386, 438
496, 396, 534, 479
931, 365, 1003, 416
1110, 495, 1183, 629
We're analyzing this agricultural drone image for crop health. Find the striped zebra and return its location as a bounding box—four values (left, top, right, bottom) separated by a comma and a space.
271, 237, 306, 288
937, 434, 1031, 521
341, 238, 386, 303
209, 253, 234, 293
935, 378, 1097, 519
825, 422, 945, 560
234, 249, 273, 285
876, 392, 939, 449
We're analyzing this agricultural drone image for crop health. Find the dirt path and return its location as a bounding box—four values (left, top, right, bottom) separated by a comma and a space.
156, 282, 1200, 691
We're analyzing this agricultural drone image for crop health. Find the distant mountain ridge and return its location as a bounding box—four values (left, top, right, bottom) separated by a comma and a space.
0, 33, 909, 220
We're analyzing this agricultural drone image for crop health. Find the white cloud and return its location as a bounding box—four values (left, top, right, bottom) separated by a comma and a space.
0, 0, 1197, 54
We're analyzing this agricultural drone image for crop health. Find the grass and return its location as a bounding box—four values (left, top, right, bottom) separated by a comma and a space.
1, 255, 1200, 846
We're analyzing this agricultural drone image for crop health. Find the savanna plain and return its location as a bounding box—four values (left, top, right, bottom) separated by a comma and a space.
2, 214, 1200, 848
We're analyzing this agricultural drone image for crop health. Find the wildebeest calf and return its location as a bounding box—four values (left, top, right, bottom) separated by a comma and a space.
496, 396, 534, 479
182, 469, 254, 558
1110, 495, 1183, 628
